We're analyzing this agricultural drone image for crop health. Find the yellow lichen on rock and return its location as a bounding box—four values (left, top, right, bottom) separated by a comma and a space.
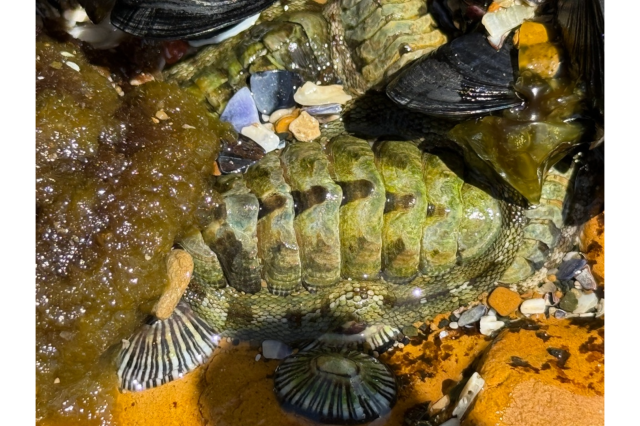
463, 318, 604, 426
579, 211, 604, 286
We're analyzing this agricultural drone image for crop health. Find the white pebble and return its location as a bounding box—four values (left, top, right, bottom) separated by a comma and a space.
520, 298, 546, 315
261, 114, 270, 122
241, 123, 281, 153
452, 372, 485, 418
449, 321, 459, 330
262, 340, 292, 360
269, 107, 295, 123
293, 81, 352, 106
479, 316, 505, 336
573, 291, 598, 314
255, 354, 262, 362
64, 61, 80, 72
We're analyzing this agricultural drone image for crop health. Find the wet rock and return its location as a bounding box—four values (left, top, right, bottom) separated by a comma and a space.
575, 266, 598, 291
293, 81, 352, 106
579, 212, 604, 286
250, 70, 303, 115
571, 290, 598, 314
595, 299, 604, 318
153, 249, 194, 320
520, 298, 546, 315
288, 111, 321, 141
402, 325, 420, 338
488, 287, 522, 316
463, 319, 604, 426
559, 288, 580, 312
220, 87, 260, 132
458, 305, 486, 327
240, 123, 280, 153
261, 340, 292, 360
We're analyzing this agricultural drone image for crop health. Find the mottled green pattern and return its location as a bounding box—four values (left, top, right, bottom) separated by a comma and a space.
245, 151, 302, 295
203, 175, 262, 293
178, 230, 227, 290
281, 142, 343, 290
375, 141, 427, 283
420, 151, 464, 274
457, 183, 502, 263
329, 135, 385, 280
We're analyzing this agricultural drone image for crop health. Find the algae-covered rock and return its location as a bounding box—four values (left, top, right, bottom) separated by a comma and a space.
36, 35, 229, 425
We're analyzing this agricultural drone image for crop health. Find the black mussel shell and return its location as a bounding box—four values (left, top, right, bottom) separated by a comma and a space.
111, 0, 277, 40
386, 32, 521, 118
557, 0, 604, 116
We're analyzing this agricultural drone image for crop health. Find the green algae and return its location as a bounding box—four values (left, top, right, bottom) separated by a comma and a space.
36, 36, 229, 425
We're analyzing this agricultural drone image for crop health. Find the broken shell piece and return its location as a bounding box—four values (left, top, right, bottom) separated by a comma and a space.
241, 123, 281, 153
293, 81, 352, 106
575, 265, 598, 290
595, 299, 604, 318
288, 111, 321, 142
302, 103, 342, 116
482, 4, 536, 49
520, 298, 546, 315
220, 87, 260, 132
429, 394, 450, 415
479, 315, 505, 336
452, 372, 485, 418
153, 249, 194, 320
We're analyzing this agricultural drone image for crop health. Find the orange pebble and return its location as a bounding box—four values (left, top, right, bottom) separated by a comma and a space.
274, 109, 300, 133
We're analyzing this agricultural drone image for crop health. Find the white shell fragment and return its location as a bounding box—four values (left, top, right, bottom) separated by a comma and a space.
482, 4, 536, 48
241, 123, 281, 153
293, 81, 353, 106
452, 372, 485, 418
520, 298, 546, 315
269, 107, 296, 123
596, 299, 604, 318
262, 340, 292, 360
479, 315, 505, 336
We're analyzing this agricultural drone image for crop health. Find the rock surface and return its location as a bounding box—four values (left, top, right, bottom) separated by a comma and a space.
289, 111, 321, 141
463, 319, 604, 426
579, 211, 604, 286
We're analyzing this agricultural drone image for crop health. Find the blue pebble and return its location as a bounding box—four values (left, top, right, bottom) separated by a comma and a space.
303, 103, 342, 116
220, 87, 260, 132
250, 70, 303, 115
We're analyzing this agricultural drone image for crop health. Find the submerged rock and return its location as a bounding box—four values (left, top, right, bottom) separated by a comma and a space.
220, 87, 260, 132
250, 70, 303, 115
464, 319, 604, 426
488, 287, 522, 316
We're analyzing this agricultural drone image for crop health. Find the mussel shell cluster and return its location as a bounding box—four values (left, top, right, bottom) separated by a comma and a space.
386, 31, 521, 118
110, 0, 277, 39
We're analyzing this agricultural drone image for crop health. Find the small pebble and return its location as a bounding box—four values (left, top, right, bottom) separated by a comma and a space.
449, 322, 459, 330
479, 315, 505, 336
220, 87, 260, 132
559, 288, 580, 312
538, 281, 557, 294
269, 107, 295, 123
458, 305, 486, 326
554, 308, 568, 319
289, 111, 321, 141
65, 61, 80, 72
429, 395, 450, 415
402, 325, 420, 338
293, 81, 352, 106
255, 354, 262, 362
302, 103, 342, 116
572, 290, 598, 314
274, 109, 300, 133
54, 378, 60, 384
372, 351, 379, 358
241, 123, 281, 153
488, 287, 521, 316
316, 114, 341, 124
262, 340, 292, 360
520, 298, 546, 315
595, 298, 604, 318
563, 251, 582, 262
250, 70, 302, 114
153, 249, 194, 320
155, 110, 170, 121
